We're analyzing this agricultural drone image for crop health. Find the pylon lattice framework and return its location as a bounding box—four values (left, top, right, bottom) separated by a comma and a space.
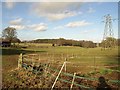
103, 14, 114, 40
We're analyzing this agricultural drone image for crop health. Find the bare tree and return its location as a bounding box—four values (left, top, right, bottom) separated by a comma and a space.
2, 27, 17, 42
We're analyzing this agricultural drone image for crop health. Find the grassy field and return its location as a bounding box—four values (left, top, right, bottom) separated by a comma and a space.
1, 44, 120, 88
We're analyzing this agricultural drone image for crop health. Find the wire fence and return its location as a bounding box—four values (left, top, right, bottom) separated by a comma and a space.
18, 53, 120, 89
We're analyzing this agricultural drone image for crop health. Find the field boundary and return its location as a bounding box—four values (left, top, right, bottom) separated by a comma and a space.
17, 53, 120, 89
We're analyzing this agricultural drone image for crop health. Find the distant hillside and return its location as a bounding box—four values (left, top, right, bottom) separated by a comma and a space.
22, 38, 97, 48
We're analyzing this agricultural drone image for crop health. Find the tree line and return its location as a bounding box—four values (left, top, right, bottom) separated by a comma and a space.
24, 38, 97, 48
1, 27, 120, 48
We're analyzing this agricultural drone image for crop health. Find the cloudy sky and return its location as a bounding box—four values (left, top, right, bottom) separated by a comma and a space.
1, 1, 119, 42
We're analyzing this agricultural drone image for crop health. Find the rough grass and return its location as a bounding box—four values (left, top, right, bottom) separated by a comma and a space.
2, 45, 119, 74
1, 44, 120, 89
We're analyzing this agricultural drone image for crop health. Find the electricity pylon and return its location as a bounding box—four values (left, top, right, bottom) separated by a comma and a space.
102, 14, 116, 49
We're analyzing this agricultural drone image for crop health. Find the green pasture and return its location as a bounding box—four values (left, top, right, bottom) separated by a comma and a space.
1, 44, 120, 88
1, 45, 119, 72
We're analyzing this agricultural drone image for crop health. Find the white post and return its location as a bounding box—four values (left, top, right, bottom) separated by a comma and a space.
51, 62, 66, 90
70, 73, 76, 90
18, 53, 23, 69
94, 56, 96, 71
65, 58, 67, 72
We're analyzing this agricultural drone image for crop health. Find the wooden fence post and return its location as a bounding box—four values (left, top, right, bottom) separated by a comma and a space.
70, 72, 76, 90
51, 62, 66, 90
65, 58, 67, 72
94, 56, 96, 72
18, 53, 23, 69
